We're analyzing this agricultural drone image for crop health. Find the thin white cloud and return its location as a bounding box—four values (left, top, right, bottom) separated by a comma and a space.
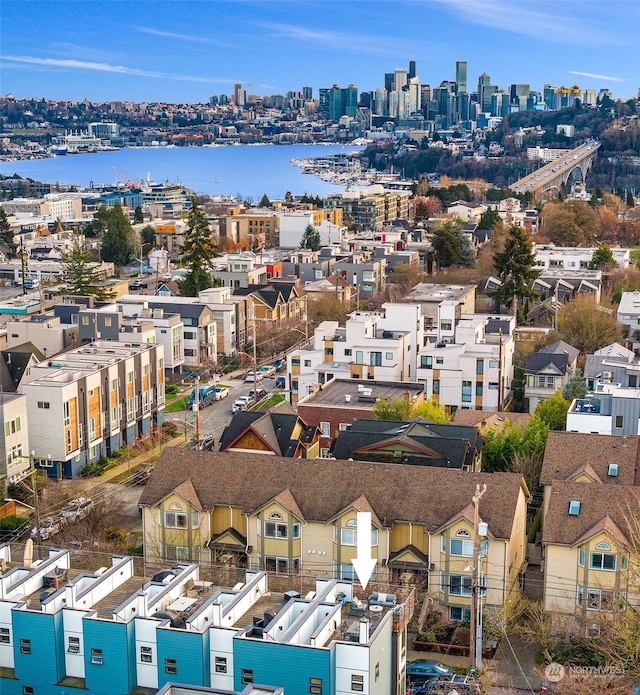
568, 71, 624, 83
135, 26, 230, 47
2, 55, 237, 84
255, 21, 427, 58
431, 0, 621, 46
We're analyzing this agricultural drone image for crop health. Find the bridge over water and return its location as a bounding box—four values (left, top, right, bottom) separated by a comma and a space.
511, 141, 600, 199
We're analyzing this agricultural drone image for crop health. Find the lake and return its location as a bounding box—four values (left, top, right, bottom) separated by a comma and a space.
1, 144, 363, 201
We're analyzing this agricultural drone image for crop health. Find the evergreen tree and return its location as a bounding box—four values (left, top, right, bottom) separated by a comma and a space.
589, 243, 616, 269
258, 193, 271, 208
478, 207, 502, 230
134, 205, 144, 223
0, 206, 16, 252
489, 224, 540, 318
431, 223, 460, 267
100, 204, 136, 266
562, 368, 587, 401
140, 225, 156, 248
284, 191, 294, 203
179, 197, 217, 297
627, 190, 636, 208
301, 224, 321, 251
61, 237, 114, 301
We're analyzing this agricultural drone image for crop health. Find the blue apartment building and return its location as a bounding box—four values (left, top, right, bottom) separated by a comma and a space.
0, 546, 407, 695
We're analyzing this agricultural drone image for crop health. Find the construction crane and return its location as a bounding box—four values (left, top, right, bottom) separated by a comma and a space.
112, 165, 138, 188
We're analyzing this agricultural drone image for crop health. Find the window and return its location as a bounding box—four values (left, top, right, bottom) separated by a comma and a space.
421, 355, 433, 369
104, 316, 112, 327
615, 415, 624, 429
433, 379, 440, 395
215, 656, 227, 673
577, 586, 617, 611
82, 315, 90, 325
462, 381, 472, 403
385, 352, 393, 360
351, 674, 364, 692
304, 360, 312, 367
67, 636, 80, 654
568, 500, 581, 516
4, 417, 21, 435
476, 359, 484, 375
488, 382, 498, 390
292, 523, 300, 539
537, 375, 546, 388
320, 421, 330, 436
37, 401, 50, 409
370, 352, 382, 367
20, 638, 31, 654
344, 349, 352, 356
164, 512, 188, 528
90, 648, 103, 665
435, 356, 444, 365
355, 351, 364, 365
476, 382, 483, 397
310, 677, 323, 694
375, 662, 380, 681
140, 646, 152, 663
265, 522, 288, 539
489, 359, 498, 369
450, 606, 471, 622
265, 557, 288, 573
165, 658, 177, 675
341, 528, 378, 546
546, 376, 555, 388
450, 539, 474, 556
23, 688, 34, 695
440, 320, 452, 331
241, 668, 254, 684
589, 552, 616, 571
578, 548, 585, 567
0, 627, 10, 644
449, 575, 472, 596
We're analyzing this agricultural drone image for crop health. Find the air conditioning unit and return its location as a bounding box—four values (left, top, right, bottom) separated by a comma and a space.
603, 371, 612, 379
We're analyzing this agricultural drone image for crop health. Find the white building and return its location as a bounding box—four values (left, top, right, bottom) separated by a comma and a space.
278, 210, 346, 249
616, 291, 640, 351
0, 393, 30, 489
288, 304, 422, 404
416, 314, 515, 413
535, 245, 631, 271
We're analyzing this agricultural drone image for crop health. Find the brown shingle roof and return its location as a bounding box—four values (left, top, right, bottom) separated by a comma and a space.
452, 410, 531, 430
540, 432, 640, 486
139, 451, 526, 540
541, 480, 640, 547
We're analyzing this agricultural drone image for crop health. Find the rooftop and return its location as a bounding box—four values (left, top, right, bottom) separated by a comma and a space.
297, 378, 424, 409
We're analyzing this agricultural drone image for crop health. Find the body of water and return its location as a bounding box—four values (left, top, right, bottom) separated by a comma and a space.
1, 144, 363, 201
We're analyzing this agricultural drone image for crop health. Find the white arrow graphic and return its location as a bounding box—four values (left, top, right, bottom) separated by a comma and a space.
352, 511, 377, 589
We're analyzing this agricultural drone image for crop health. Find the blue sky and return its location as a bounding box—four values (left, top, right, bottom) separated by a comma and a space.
2, 0, 638, 103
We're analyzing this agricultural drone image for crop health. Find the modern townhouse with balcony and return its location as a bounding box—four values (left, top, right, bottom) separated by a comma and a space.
416, 314, 515, 413
140, 451, 528, 628
0, 545, 408, 695
534, 245, 631, 272
287, 304, 422, 405
616, 290, 640, 353
0, 393, 30, 492
18, 340, 165, 478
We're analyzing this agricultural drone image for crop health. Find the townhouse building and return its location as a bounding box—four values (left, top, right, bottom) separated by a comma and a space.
287, 304, 422, 405
404, 284, 477, 343
277, 209, 344, 248
0, 545, 407, 695
0, 393, 30, 492
534, 245, 631, 272
416, 314, 515, 413
18, 340, 165, 478
296, 379, 425, 458
140, 451, 527, 626
524, 340, 578, 413
616, 290, 640, 352
538, 432, 640, 615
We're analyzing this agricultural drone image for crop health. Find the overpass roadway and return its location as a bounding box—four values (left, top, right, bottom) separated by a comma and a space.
511, 141, 600, 199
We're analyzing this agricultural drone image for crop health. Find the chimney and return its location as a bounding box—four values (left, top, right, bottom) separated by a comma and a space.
359, 617, 369, 644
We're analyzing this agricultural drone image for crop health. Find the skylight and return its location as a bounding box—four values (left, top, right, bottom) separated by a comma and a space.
568, 500, 581, 516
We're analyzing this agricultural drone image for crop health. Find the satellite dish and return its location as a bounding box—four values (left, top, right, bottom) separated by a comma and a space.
24, 538, 34, 568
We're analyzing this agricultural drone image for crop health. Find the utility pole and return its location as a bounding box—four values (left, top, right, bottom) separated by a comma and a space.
469, 483, 487, 672
497, 328, 503, 412
193, 376, 201, 448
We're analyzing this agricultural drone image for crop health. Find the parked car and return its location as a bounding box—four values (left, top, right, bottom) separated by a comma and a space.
214, 387, 229, 400
133, 466, 152, 485
244, 371, 264, 382
61, 497, 93, 522
187, 435, 215, 451
232, 395, 252, 412
258, 365, 276, 378
406, 659, 454, 683
272, 358, 285, 372
275, 376, 286, 389
248, 388, 268, 402
188, 385, 217, 408
31, 516, 61, 541
430, 674, 480, 693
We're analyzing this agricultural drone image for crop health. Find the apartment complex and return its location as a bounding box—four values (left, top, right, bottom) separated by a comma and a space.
324, 189, 410, 229
19, 340, 165, 478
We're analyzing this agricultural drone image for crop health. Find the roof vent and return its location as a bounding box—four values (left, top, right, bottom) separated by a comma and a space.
568, 500, 581, 516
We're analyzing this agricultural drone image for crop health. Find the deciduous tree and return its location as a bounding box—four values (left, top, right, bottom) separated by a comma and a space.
555, 296, 623, 355
179, 197, 217, 297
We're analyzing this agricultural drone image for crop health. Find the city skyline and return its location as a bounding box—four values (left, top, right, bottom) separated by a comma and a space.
1, 0, 638, 104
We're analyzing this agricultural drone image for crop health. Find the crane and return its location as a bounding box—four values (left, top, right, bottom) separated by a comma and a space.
112, 165, 137, 188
